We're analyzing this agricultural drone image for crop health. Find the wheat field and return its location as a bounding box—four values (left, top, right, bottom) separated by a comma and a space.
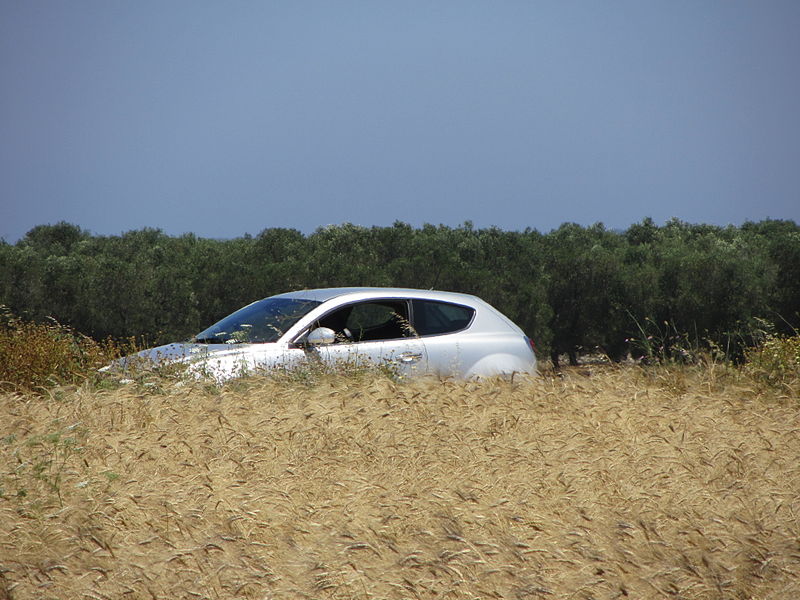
1, 366, 799, 599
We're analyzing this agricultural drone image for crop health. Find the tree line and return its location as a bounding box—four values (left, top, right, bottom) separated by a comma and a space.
1, 219, 798, 366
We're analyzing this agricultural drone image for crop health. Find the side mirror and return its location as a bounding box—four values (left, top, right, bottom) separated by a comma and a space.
305, 327, 337, 346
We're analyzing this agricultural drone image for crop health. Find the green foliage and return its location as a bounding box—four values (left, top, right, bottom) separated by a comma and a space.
745, 334, 800, 391
543, 223, 628, 365
741, 219, 800, 334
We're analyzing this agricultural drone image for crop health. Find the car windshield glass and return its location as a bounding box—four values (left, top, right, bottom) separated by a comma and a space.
192, 298, 321, 344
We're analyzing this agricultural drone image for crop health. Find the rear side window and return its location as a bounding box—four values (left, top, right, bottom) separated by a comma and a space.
412, 300, 475, 336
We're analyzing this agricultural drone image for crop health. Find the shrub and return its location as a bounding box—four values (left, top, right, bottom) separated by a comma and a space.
0, 307, 121, 390
744, 334, 800, 391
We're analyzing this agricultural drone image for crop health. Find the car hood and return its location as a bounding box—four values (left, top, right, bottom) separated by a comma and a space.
105, 342, 218, 370
101, 342, 301, 382
104, 342, 275, 370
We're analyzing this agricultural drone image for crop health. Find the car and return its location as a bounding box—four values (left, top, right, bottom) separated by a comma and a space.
106, 287, 538, 381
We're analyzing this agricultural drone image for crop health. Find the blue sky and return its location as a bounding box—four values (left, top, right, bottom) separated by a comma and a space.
2, 1, 799, 242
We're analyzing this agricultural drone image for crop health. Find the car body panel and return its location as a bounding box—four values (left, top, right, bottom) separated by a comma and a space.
312, 337, 428, 378
111, 341, 307, 381
422, 330, 536, 378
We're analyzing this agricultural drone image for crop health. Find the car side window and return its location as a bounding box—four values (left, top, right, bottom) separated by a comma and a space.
411, 299, 475, 336
316, 300, 412, 342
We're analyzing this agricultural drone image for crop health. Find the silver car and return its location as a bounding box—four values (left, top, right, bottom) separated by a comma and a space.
109, 288, 538, 381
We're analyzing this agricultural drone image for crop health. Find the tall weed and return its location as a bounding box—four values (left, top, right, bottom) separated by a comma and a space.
0, 307, 122, 391
744, 333, 800, 392
627, 315, 702, 364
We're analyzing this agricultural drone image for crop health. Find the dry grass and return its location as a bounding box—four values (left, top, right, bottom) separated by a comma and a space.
0, 309, 123, 392
1, 366, 799, 599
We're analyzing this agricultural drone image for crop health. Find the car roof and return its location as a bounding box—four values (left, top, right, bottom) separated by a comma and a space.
272, 287, 481, 305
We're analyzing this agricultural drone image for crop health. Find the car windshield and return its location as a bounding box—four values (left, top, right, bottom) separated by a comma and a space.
191, 298, 321, 344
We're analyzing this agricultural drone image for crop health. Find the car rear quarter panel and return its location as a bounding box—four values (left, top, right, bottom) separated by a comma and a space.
422, 330, 536, 378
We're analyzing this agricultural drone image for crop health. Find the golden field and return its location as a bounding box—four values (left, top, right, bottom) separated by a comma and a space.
1, 366, 799, 599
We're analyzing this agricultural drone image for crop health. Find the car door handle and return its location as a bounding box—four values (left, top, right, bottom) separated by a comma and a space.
398, 352, 423, 363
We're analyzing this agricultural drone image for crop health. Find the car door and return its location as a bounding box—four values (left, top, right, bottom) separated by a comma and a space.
309, 299, 427, 377
410, 298, 477, 377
